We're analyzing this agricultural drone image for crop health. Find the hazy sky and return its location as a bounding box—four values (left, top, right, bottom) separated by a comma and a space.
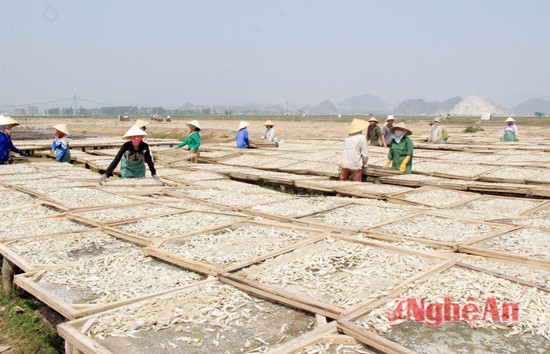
1, 0, 549, 111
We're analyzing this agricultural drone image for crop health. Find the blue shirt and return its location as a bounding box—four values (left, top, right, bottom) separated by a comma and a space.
51, 136, 69, 161
236, 128, 249, 149
0, 132, 20, 162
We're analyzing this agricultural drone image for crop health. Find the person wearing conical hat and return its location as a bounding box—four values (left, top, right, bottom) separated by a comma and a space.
236, 121, 249, 149
176, 120, 201, 163
0, 115, 28, 164
99, 126, 158, 183
502, 117, 518, 142
260, 120, 280, 147
339, 119, 369, 185
430, 117, 443, 144
383, 122, 414, 174
50, 124, 71, 163
382, 115, 395, 147
366, 117, 382, 146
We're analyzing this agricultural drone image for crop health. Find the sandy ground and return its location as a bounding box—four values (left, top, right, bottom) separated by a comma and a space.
10, 116, 507, 143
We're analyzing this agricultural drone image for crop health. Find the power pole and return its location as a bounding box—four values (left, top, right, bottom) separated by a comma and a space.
74, 94, 78, 117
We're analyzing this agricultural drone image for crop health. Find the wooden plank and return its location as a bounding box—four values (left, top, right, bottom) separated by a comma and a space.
456, 261, 550, 292
458, 245, 550, 270
459, 225, 521, 246
337, 321, 416, 354
266, 322, 340, 354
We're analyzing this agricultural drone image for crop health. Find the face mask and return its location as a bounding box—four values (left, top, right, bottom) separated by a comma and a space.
130, 137, 142, 145
395, 130, 405, 138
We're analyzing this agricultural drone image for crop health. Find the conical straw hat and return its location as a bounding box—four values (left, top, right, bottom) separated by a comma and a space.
368, 117, 378, 123
134, 119, 150, 128
348, 119, 369, 134
123, 125, 148, 138
52, 123, 70, 136
0, 115, 19, 126
505, 117, 515, 122
390, 122, 413, 135
433, 117, 440, 123
263, 120, 274, 126
238, 121, 249, 130
187, 120, 201, 129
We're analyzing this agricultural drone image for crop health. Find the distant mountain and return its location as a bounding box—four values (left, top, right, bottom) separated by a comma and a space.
512, 98, 550, 115
308, 100, 339, 115
449, 95, 509, 116
340, 93, 388, 109
393, 95, 509, 116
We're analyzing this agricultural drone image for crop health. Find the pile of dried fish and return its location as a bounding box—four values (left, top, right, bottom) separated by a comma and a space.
356, 267, 550, 340
119, 212, 241, 239
5, 231, 135, 266
34, 188, 134, 208
38, 249, 204, 304
298, 342, 372, 354
0, 188, 38, 209
399, 189, 473, 207
474, 228, 550, 260
74, 204, 179, 224
413, 161, 491, 177
183, 189, 290, 207
375, 215, 502, 243
250, 198, 343, 217
0, 163, 39, 174
484, 167, 550, 182
85, 282, 315, 353
449, 197, 540, 218
0, 217, 89, 240
160, 224, 317, 266
1, 204, 60, 220
458, 255, 550, 287
306, 203, 417, 229
193, 179, 281, 195
243, 238, 439, 307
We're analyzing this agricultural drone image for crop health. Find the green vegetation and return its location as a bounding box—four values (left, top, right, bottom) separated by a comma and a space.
0, 274, 63, 353
463, 126, 484, 133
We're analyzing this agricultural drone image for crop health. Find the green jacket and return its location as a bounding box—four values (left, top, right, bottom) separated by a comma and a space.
178, 132, 200, 150
388, 136, 414, 174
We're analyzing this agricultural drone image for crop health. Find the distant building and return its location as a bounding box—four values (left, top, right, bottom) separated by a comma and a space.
14, 108, 26, 115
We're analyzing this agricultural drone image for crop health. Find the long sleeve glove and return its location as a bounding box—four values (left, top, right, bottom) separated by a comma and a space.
383, 160, 391, 169
152, 174, 159, 180
20, 151, 29, 157
399, 156, 411, 173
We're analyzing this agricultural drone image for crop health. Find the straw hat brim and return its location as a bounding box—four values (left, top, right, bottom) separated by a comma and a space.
390, 123, 413, 135
505, 117, 515, 122
123, 125, 148, 138
0, 115, 20, 126
53, 124, 70, 136
348, 119, 370, 134
368, 117, 379, 123
186, 120, 201, 130
263, 120, 274, 126
134, 119, 150, 128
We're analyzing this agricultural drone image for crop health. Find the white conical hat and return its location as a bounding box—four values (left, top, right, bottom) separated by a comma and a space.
238, 121, 249, 130
505, 117, 515, 122
53, 123, 70, 136
0, 115, 19, 126
187, 120, 201, 129
123, 125, 148, 138
348, 118, 369, 134
134, 119, 150, 128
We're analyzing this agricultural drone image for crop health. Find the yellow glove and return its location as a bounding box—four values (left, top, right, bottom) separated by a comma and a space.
383, 160, 391, 169
399, 156, 411, 173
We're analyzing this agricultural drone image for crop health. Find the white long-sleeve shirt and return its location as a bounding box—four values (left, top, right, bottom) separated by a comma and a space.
341, 133, 369, 170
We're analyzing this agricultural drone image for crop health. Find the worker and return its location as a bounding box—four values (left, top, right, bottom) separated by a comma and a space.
366, 117, 382, 146
430, 117, 443, 144
236, 121, 249, 149
134, 119, 155, 160
382, 115, 395, 147
50, 124, 71, 163
176, 120, 201, 163
261, 120, 280, 147
383, 122, 413, 174
99, 126, 158, 183
340, 118, 369, 183
502, 117, 518, 142
0, 115, 28, 164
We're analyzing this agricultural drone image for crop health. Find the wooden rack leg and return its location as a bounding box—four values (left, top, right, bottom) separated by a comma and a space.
2, 257, 15, 292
